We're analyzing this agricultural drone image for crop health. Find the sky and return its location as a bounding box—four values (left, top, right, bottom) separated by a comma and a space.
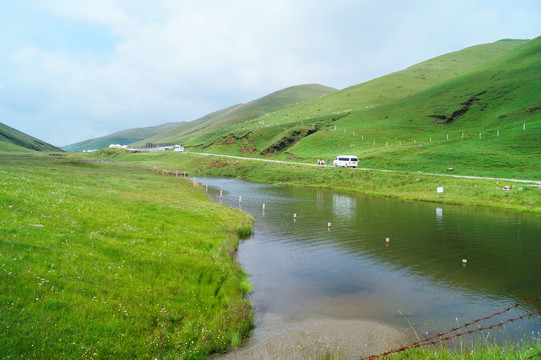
1, 1, 540, 146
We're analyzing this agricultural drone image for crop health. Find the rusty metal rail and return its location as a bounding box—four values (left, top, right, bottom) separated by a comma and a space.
360, 297, 541, 360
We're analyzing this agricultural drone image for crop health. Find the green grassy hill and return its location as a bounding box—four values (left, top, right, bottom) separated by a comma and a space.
285, 36, 541, 178
167, 39, 526, 153
63, 122, 182, 152
135, 84, 337, 146
0, 122, 63, 152
184, 38, 540, 179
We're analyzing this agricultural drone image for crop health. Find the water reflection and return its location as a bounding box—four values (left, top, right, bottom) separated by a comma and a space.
332, 194, 356, 219
196, 177, 541, 340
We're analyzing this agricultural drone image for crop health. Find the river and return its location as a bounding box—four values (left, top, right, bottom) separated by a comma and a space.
195, 177, 541, 359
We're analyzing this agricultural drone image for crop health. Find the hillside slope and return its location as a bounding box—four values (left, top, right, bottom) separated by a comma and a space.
136, 84, 336, 146
306, 39, 529, 112
181, 39, 528, 155
0, 122, 63, 152
135, 104, 244, 147
185, 38, 539, 179
285, 37, 541, 178
63, 122, 182, 152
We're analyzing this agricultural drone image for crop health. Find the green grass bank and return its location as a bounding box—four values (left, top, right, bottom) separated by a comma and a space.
0, 152, 254, 359
88, 150, 541, 214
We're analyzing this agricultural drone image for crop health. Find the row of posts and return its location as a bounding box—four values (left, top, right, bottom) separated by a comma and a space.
189, 178, 470, 265
331, 123, 526, 147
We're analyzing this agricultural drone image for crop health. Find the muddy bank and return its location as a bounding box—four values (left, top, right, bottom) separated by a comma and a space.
216, 314, 409, 360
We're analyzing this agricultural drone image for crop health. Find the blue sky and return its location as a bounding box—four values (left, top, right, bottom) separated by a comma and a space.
1, 0, 540, 146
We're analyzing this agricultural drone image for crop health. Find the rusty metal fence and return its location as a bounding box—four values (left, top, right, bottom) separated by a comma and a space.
360, 297, 541, 360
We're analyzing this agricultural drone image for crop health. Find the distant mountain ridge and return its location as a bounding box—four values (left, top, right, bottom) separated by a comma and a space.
133, 84, 337, 146
0, 122, 63, 152
63, 122, 182, 152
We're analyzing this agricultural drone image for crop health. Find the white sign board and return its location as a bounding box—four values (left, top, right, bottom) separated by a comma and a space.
437, 186, 444, 194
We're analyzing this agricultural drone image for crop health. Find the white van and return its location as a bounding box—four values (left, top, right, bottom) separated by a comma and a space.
333, 155, 358, 168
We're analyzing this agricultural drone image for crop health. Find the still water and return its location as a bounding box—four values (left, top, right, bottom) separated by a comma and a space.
198, 177, 541, 343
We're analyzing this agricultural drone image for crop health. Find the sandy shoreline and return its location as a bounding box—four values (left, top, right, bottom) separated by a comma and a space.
216, 314, 410, 360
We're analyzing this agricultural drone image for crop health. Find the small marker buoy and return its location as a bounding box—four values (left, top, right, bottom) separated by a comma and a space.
294, 213, 297, 218
328, 222, 331, 228
239, 196, 242, 203
386, 237, 390, 243
462, 259, 468, 266
262, 203, 266, 210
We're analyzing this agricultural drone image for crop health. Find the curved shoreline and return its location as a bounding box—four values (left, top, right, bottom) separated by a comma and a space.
216, 315, 409, 360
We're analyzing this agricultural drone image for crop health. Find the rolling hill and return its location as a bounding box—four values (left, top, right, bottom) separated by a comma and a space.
135, 84, 337, 146
149, 39, 527, 152
63, 122, 182, 152
0, 122, 63, 152
283, 37, 541, 178
167, 37, 540, 179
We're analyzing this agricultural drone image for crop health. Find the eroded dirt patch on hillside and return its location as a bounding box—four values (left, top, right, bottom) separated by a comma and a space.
429, 91, 486, 124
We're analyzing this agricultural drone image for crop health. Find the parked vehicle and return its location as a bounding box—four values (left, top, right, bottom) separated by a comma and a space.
174, 145, 184, 152
333, 155, 358, 168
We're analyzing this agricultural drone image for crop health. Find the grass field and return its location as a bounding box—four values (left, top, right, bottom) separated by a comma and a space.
0, 152, 254, 359
1, 149, 539, 359
2, 36, 540, 359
